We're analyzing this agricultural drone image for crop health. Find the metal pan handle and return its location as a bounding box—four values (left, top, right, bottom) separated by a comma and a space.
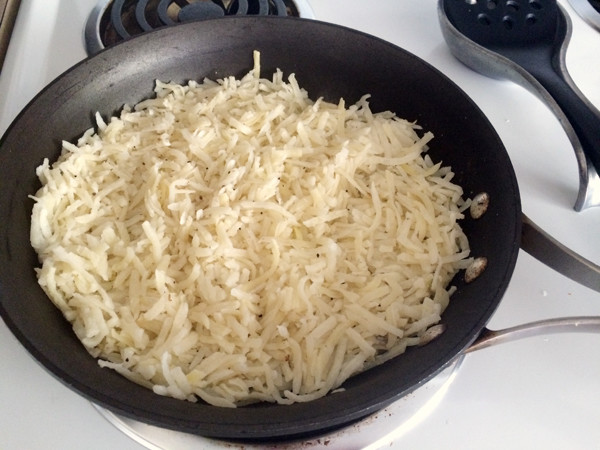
466, 316, 600, 353
463, 213, 600, 353
520, 214, 600, 293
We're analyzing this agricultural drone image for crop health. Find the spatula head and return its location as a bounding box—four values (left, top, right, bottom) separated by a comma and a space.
443, 0, 560, 47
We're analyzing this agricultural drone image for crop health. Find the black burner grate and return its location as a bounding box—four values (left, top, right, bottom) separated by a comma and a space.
85, 0, 309, 54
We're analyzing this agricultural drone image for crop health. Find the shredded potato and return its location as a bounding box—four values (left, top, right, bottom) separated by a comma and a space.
30, 51, 471, 407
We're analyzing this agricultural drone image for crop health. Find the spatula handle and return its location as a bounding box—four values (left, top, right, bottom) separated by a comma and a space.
523, 60, 600, 178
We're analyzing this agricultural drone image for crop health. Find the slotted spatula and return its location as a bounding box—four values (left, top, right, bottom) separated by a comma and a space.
439, 0, 600, 211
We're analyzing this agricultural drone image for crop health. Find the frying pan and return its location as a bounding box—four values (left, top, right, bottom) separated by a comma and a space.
0, 17, 597, 441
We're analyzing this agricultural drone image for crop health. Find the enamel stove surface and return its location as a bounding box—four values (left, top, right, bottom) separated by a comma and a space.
1, 1, 600, 449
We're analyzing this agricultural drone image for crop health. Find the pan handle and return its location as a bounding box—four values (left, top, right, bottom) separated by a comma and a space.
461, 215, 600, 353
519, 214, 600, 293
465, 316, 600, 353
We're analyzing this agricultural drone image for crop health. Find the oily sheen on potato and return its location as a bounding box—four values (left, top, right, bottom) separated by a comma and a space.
30, 52, 471, 407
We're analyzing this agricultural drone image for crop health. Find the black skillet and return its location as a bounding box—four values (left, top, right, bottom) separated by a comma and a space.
0, 17, 590, 440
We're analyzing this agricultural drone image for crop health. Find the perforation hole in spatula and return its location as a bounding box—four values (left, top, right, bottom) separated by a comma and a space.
447, 0, 559, 46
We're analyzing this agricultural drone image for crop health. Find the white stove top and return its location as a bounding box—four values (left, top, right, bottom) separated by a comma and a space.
1, 1, 600, 449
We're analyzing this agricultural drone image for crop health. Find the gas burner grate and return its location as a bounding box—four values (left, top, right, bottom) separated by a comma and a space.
85, 0, 314, 55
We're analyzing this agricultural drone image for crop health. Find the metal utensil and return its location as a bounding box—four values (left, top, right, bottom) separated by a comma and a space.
438, 0, 600, 211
